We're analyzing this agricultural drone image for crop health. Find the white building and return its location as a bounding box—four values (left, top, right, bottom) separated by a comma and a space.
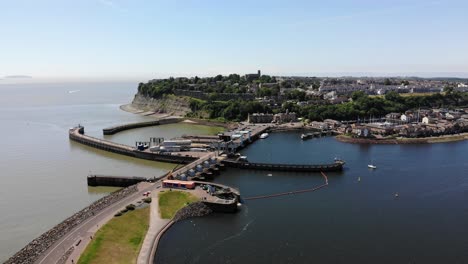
401, 114, 408, 122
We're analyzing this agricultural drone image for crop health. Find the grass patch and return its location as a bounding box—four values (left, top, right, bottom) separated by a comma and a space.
78, 207, 150, 264
158, 191, 199, 219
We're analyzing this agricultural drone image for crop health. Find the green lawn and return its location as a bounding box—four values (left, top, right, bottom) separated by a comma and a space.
78, 206, 150, 264
158, 191, 199, 219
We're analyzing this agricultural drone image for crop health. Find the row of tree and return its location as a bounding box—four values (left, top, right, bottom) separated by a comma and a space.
137, 74, 280, 98
281, 91, 468, 121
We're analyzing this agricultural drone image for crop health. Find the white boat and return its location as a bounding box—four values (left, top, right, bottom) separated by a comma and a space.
368, 164, 377, 169
259, 133, 269, 139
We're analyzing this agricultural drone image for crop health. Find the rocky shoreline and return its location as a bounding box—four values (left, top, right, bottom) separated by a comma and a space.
5, 185, 138, 264
173, 202, 213, 222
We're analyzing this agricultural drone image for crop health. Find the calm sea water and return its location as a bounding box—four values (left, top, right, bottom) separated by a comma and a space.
155, 133, 468, 264
2, 82, 467, 263
0, 82, 221, 261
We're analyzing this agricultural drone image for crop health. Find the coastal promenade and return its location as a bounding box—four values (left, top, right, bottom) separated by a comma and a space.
32, 182, 158, 264
137, 190, 171, 264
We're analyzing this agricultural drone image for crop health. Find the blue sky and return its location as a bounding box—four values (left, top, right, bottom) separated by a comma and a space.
1, 0, 468, 80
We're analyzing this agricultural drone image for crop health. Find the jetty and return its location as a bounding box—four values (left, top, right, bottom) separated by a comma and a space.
222, 160, 344, 172
102, 117, 182, 135
87, 175, 148, 187
69, 126, 200, 164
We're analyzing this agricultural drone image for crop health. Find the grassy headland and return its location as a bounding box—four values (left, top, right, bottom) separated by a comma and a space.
158, 191, 199, 219
78, 207, 150, 264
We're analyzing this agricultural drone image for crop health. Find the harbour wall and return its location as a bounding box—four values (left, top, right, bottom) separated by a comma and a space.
203, 201, 238, 213
87, 175, 148, 187
69, 126, 197, 164
102, 117, 182, 135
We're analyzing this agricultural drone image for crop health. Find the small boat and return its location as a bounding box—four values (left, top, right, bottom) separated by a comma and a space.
259, 133, 269, 139
358, 177, 361, 182
238, 156, 248, 162
394, 192, 399, 198
368, 164, 377, 169
334, 157, 346, 165
301, 133, 313, 140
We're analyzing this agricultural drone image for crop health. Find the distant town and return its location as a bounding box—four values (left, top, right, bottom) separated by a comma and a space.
133, 70, 468, 141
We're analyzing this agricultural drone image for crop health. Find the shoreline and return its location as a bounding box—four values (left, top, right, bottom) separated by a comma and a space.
120, 103, 236, 130
122, 102, 468, 145
335, 133, 468, 144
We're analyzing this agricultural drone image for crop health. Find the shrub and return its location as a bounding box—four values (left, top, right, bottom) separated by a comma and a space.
126, 204, 136, 211
143, 197, 152, 203
114, 212, 122, 217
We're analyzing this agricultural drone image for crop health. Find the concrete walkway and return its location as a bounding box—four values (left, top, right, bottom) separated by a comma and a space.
34, 182, 158, 264
137, 189, 170, 264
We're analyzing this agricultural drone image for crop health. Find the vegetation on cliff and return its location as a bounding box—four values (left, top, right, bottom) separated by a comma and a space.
135, 74, 467, 122
136, 74, 304, 98
187, 98, 272, 121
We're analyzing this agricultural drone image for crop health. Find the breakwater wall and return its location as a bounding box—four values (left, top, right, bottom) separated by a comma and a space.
87, 175, 148, 187
69, 126, 197, 164
102, 117, 182, 135
222, 160, 344, 172
5, 185, 138, 264
203, 201, 238, 213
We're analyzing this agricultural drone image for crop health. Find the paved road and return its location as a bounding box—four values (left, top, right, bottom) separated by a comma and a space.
137, 189, 170, 264
34, 182, 159, 264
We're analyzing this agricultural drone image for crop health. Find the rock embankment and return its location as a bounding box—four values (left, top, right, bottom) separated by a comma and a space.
173, 202, 213, 222
5, 185, 138, 264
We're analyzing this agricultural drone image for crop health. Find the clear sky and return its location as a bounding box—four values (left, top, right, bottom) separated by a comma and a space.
1, 0, 468, 80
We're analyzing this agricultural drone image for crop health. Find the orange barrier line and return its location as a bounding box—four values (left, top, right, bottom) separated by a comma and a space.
244, 171, 329, 201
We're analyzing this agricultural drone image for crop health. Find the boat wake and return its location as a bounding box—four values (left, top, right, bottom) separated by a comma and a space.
68, 90, 80, 94
191, 219, 255, 263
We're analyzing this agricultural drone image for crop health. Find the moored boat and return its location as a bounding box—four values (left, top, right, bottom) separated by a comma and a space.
260, 133, 269, 139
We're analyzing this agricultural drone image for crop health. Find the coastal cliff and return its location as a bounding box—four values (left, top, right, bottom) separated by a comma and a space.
124, 93, 191, 116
